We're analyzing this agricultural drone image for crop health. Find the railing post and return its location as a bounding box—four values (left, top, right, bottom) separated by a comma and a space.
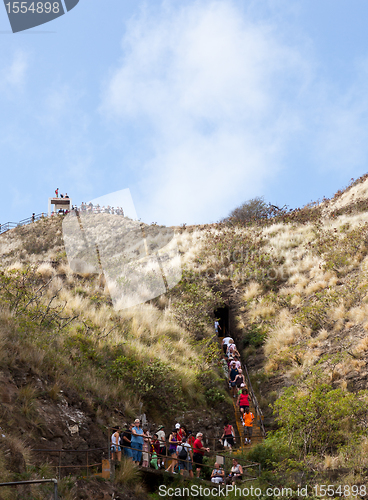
54, 479, 58, 500
108, 427, 111, 462
58, 451, 61, 480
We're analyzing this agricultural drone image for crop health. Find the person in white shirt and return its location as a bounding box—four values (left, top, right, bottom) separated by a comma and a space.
111, 426, 121, 462
221, 336, 233, 355
156, 425, 166, 468
214, 320, 222, 336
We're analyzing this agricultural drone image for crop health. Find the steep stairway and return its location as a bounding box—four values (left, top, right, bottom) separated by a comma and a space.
219, 336, 265, 453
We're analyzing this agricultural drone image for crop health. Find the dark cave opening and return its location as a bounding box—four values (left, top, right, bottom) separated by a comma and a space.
214, 306, 230, 337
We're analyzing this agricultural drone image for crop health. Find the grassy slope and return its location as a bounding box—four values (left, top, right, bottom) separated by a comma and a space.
0, 217, 227, 498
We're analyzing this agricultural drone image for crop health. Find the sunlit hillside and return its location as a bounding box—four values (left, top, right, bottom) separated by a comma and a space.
2, 175, 368, 497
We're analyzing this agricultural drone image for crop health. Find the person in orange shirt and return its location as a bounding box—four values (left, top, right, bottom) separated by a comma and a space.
242, 408, 254, 445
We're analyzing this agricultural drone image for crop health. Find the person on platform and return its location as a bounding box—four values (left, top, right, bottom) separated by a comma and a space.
111, 426, 121, 462
211, 462, 225, 484
120, 423, 133, 459
131, 418, 144, 464
156, 425, 166, 469
227, 458, 243, 484
193, 432, 209, 479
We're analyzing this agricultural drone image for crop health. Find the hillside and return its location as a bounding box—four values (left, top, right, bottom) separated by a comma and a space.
2, 176, 368, 497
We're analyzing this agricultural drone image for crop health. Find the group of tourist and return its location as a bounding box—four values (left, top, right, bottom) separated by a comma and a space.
74, 202, 125, 216
54, 188, 69, 199
111, 421, 210, 479
221, 332, 255, 446
109, 326, 254, 483
52, 190, 125, 216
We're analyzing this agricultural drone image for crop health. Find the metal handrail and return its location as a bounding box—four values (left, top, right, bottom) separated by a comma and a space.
33, 441, 260, 481
242, 362, 266, 437
0, 212, 46, 235
0, 479, 58, 499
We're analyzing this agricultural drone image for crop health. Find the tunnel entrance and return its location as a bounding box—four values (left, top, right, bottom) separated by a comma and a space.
214, 306, 230, 337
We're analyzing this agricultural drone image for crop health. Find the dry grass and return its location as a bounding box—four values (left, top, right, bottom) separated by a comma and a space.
328, 303, 346, 321
115, 458, 141, 485
354, 336, 368, 355
248, 303, 276, 323
242, 282, 262, 301
323, 176, 368, 214
37, 262, 55, 279
264, 309, 302, 358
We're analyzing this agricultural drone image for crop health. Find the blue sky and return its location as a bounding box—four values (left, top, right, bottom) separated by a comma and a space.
1, 0, 368, 226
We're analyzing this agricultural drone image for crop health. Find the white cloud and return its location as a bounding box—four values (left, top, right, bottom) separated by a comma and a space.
2, 51, 28, 88
101, 0, 310, 225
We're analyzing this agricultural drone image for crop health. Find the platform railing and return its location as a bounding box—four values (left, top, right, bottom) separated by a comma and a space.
32, 440, 260, 481
0, 212, 45, 235
242, 362, 266, 438
0, 479, 58, 499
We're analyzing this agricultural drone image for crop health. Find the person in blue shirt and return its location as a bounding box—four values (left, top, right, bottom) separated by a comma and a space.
131, 418, 144, 464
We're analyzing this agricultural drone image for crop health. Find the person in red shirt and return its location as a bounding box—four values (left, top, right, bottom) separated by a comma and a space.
237, 388, 250, 415
150, 434, 161, 455
177, 424, 187, 442
187, 430, 195, 447
193, 433, 209, 478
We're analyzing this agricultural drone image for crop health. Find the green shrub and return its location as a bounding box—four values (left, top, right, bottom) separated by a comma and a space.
245, 433, 290, 470
273, 380, 368, 458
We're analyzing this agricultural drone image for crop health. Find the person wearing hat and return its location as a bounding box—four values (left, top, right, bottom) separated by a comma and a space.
177, 424, 187, 442
131, 418, 144, 464
157, 425, 166, 468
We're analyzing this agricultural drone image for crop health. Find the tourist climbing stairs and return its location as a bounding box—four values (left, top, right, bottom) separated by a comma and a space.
219, 336, 265, 453
232, 397, 263, 452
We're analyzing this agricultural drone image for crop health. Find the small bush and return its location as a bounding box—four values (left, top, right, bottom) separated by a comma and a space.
115, 458, 141, 486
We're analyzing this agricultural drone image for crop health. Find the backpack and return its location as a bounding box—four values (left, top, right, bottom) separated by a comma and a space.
178, 445, 188, 460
